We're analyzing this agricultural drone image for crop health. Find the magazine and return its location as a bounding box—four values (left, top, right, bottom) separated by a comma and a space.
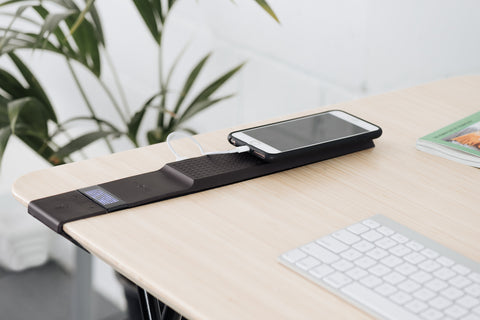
416, 111, 480, 168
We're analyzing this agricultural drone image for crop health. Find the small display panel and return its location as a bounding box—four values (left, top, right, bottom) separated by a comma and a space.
243, 113, 368, 152
82, 187, 120, 206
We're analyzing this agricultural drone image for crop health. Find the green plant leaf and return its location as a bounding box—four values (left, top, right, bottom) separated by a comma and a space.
0, 126, 12, 167
177, 94, 234, 125
172, 53, 211, 116
127, 92, 162, 145
7, 97, 49, 138
8, 52, 57, 122
147, 127, 164, 145
253, 0, 279, 22
68, 0, 94, 36
174, 62, 244, 127
66, 14, 102, 76
0, 4, 29, 50
0, 68, 28, 98
88, 3, 105, 46
37, 9, 77, 47
152, 0, 164, 25
51, 130, 115, 161
0, 97, 12, 167
168, 0, 176, 9
132, 0, 161, 43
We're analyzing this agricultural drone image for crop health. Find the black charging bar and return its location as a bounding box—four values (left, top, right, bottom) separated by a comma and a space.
28, 139, 375, 240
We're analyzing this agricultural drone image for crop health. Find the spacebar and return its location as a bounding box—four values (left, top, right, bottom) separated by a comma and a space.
341, 283, 419, 320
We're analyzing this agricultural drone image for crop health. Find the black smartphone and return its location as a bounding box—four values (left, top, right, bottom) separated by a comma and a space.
228, 110, 382, 161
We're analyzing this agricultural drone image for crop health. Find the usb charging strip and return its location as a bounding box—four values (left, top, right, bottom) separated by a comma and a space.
28, 139, 375, 241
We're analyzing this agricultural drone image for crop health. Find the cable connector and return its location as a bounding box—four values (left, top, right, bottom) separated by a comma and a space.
166, 131, 250, 161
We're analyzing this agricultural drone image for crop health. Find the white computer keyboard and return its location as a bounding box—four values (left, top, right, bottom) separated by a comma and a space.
279, 215, 480, 320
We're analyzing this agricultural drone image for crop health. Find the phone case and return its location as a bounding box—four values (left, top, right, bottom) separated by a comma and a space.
228, 110, 382, 161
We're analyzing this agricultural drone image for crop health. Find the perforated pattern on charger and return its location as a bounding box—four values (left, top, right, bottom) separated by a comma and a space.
167, 153, 264, 180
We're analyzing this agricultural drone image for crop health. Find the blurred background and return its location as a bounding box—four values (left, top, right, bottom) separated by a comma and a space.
1, 0, 480, 319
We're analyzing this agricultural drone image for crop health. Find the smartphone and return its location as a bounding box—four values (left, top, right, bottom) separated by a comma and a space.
228, 110, 382, 161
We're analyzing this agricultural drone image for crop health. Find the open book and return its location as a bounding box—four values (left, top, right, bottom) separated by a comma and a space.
416, 111, 480, 168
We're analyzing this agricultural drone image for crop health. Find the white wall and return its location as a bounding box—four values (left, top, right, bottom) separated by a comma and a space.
2, 0, 480, 310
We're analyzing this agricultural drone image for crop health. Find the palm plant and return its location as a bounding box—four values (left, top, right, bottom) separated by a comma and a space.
0, 0, 278, 166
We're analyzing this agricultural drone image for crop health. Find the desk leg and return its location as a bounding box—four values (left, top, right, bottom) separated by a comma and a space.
137, 287, 186, 320
72, 247, 93, 320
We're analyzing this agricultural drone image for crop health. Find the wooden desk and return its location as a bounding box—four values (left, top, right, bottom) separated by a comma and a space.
13, 76, 480, 319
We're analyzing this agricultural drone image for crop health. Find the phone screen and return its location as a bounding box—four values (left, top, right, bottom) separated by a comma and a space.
241, 113, 370, 152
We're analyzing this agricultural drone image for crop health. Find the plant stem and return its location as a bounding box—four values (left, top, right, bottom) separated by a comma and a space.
97, 75, 128, 125
104, 49, 130, 119
65, 57, 114, 153
157, 31, 166, 128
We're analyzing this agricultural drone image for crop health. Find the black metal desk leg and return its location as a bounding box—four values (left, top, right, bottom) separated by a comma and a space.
137, 286, 186, 320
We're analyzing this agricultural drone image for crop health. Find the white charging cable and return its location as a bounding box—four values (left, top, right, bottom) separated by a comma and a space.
166, 131, 250, 161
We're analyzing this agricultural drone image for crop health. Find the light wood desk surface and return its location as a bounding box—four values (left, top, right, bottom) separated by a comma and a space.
13, 76, 480, 319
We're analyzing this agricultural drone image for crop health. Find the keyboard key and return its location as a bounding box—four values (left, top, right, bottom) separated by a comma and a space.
301, 242, 339, 263
404, 252, 426, 264
405, 299, 428, 313
449, 275, 472, 289
360, 275, 382, 288
429, 296, 452, 310
396, 263, 418, 276
390, 233, 408, 243
317, 236, 348, 253
461, 314, 480, 320
323, 272, 352, 288
332, 230, 360, 245
309, 264, 334, 279
354, 256, 377, 269
390, 291, 412, 304
390, 245, 411, 257
470, 273, 480, 283
375, 237, 397, 249
411, 271, 434, 284
452, 264, 471, 276
434, 267, 456, 280
420, 308, 443, 320
332, 259, 354, 272
296, 256, 320, 270
384, 272, 406, 285
466, 284, 480, 297
377, 226, 394, 236
418, 260, 441, 272
369, 264, 391, 277
362, 219, 380, 228
406, 241, 424, 251
437, 256, 455, 267
341, 283, 418, 319
457, 295, 479, 309
381, 255, 403, 268
441, 286, 464, 300
346, 267, 368, 280
352, 240, 375, 252
444, 305, 467, 318
340, 249, 362, 261
375, 283, 397, 296
282, 249, 307, 263
367, 248, 389, 260
362, 230, 383, 242
421, 248, 439, 259
398, 279, 421, 293
413, 288, 436, 301
425, 279, 448, 292
347, 223, 369, 234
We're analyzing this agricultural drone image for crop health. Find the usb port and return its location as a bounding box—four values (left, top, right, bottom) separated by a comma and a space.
252, 150, 265, 159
